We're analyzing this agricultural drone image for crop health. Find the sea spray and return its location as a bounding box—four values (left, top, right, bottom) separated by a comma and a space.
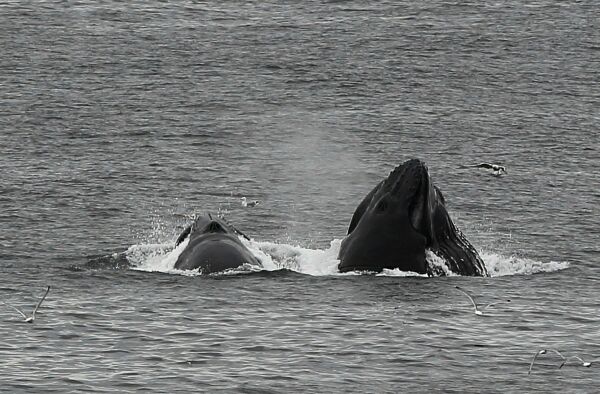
126, 237, 569, 278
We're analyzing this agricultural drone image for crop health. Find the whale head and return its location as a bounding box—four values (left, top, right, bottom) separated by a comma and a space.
338, 159, 487, 276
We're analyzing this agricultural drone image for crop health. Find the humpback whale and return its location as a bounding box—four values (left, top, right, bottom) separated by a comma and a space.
174, 213, 261, 274
338, 159, 488, 276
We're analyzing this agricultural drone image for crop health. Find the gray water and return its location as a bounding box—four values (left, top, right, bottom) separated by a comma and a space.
1, 1, 599, 392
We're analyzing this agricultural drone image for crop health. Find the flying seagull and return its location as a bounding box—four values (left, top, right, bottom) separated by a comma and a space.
475, 163, 507, 176
1, 286, 51, 323
454, 286, 509, 316
559, 355, 592, 369
528, 349, 567, 375
241, 197, 259, 208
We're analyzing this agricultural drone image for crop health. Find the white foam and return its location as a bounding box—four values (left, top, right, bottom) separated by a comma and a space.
479, 251, 570, 277
249, 238, 342, 276
124, 236, 570, 278
377, 269, 428, 277
426, 250, 457, 277
127, 239, 200, 276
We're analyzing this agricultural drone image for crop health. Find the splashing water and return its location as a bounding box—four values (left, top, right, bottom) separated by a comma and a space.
126, 236, 569, 277
480, 251, 570, 277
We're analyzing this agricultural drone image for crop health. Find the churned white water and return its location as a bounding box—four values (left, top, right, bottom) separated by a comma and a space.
128, 235, 569, 278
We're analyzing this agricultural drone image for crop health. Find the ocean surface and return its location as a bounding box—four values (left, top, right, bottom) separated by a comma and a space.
1, 1, 598, 392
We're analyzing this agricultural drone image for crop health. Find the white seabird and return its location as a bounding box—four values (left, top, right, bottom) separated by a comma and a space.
454, 286, 509, 316
241, 197, 259, 208
2, 285, 51, 323
559, 355, 592, 369
528, 348, 567, 375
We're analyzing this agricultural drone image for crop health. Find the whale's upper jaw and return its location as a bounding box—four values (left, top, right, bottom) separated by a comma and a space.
380, 159, 430, 207
183, 214, 232, 244
375, 159, 435, 241
191, 216, 230, 236
384, 158, 428, 195
201, 220, 228, 234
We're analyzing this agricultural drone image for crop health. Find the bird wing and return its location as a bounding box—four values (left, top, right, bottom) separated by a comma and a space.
455, 286, 478, 310
560, 356, 588, 368
558, 360, 566, 369
481, 299, 510, 311
1, 302, 27, 319
32, 286, 51, 318
547, 348, 566, 360
476, 163, 493, 169
528, 351, 543, 375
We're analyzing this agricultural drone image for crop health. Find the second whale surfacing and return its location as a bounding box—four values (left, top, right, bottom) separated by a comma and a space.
174, 213, 261, 274
338, 159, 488, 276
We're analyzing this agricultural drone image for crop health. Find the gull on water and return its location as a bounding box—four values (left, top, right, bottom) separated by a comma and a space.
454, 286, 509, 316
241, 197, 259, 207
475, 162, 507, 176
1, 286, 51, 323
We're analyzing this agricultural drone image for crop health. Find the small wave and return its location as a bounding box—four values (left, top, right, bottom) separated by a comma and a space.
122, 237, 569, 278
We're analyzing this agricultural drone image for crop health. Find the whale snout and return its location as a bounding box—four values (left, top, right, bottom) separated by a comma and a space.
389, 159, 429, 196
203, 220, 228, 234
381, 160, 432, 226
